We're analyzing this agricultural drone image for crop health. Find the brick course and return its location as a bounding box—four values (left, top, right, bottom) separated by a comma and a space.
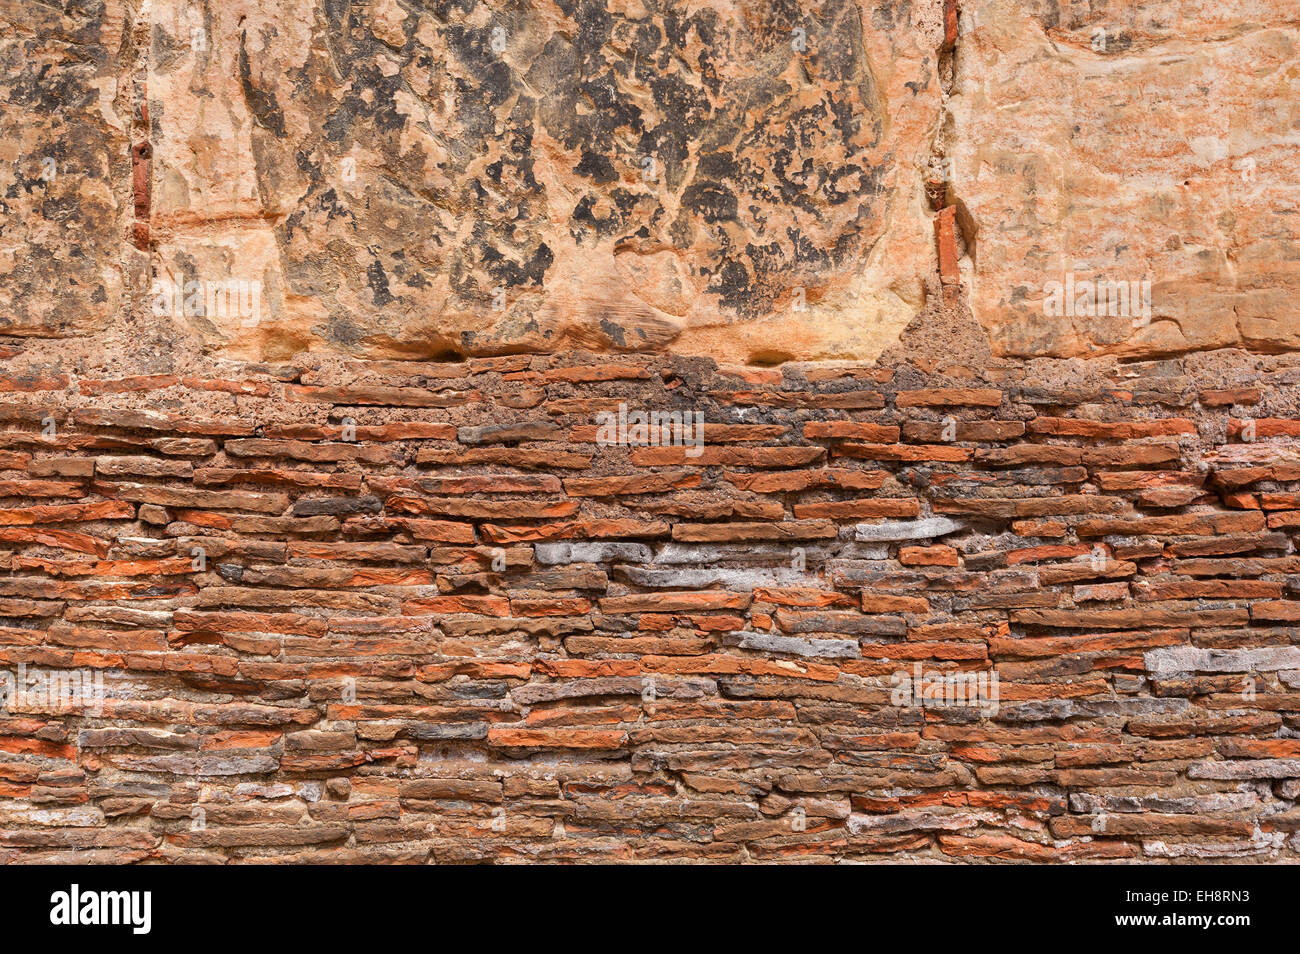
1, 351, 1299, 862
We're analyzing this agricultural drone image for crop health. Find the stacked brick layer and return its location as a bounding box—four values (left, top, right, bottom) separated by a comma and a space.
1, 351, 1299, 863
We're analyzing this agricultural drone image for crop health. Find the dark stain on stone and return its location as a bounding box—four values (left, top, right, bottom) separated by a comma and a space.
575, 150, 618, 184
326, 314, 365, 346
682, 182, 738, 224
238, 32, 287, 137
228, 0, 894, 345
709, 259, 752, 313
367, 258, 395, 306
599, 317, 627, 347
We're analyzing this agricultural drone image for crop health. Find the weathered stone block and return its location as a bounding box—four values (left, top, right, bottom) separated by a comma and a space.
951, 0, 1300, 358
535, 541, 653, 564
138, 0, 945, 362
0, 0, 135, 337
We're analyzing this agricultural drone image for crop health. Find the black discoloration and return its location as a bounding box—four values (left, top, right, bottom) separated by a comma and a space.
367, 258, 395, 306
234, 0, 890, 352
682, 181, 738, 224
599, 317, 628, 347
237, 32, 287, 138
0, 0, 127, 337
575, 150, 618, 184
528, 0, 885, 319
709, 258, 752, 313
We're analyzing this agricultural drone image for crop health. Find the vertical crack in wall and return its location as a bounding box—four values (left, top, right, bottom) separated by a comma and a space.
129, 0, 152, 253
925, 0, 974, 307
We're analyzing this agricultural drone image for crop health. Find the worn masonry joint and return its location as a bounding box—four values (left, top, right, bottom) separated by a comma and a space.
131, 140, 151, 251
930, 0, 966, 304
935, 206, 960, 288
129, 74, 151, 253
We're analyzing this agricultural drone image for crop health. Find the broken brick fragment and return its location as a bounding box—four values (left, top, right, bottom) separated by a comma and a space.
935, 205, 960, 285
943, 0, 959, 51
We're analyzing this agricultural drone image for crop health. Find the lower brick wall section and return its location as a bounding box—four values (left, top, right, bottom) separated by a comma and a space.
1, 350, 1299, 862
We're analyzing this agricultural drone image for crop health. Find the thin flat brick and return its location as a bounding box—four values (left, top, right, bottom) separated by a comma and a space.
895, 388, 1002, 407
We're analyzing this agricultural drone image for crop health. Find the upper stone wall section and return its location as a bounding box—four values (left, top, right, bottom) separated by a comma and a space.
4, 0, 1298, 364
0, 0, 138, 339
143, 0, 942, 363
950, 0, 1300, 358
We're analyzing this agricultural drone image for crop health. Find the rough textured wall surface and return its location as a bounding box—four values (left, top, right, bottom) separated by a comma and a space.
3, 0, 1300, 865
951, 0, 1300, 358
2, 335, 1300, 862
0, 0, 139, 339
5, 0, 1297, 362
3, 0, 943, 363
167, 0, 938, 363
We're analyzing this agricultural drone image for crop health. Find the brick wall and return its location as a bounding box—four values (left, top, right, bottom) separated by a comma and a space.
1, 350, 1299, 862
